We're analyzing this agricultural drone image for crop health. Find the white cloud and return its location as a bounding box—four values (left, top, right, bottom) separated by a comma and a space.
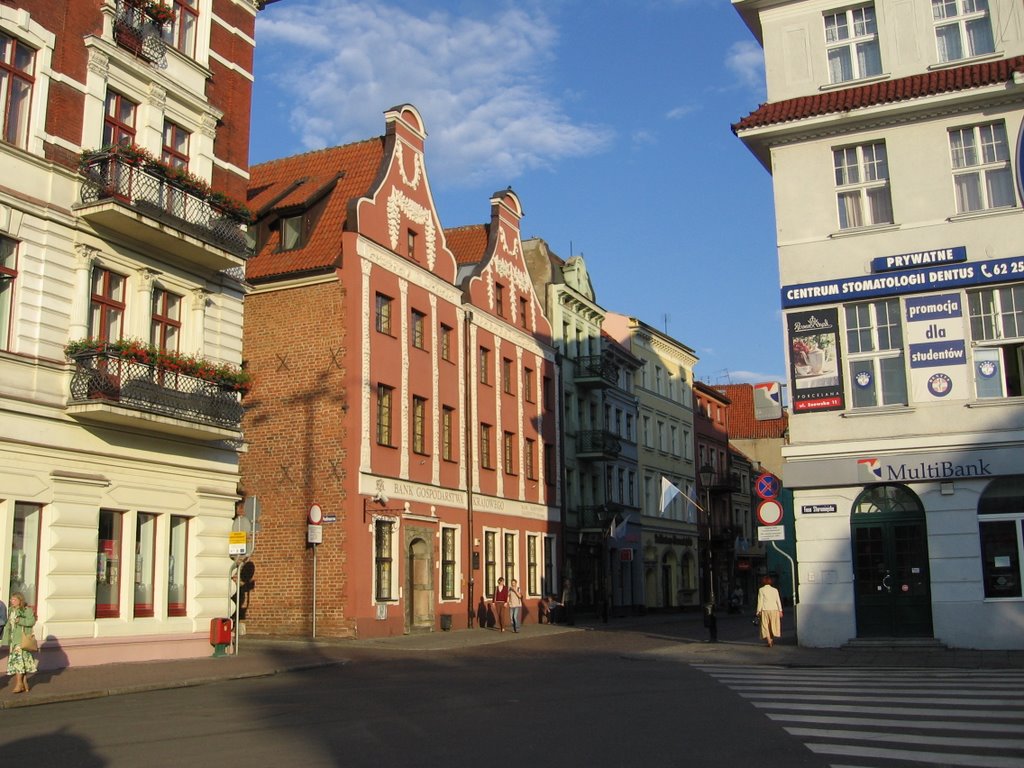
725, 40, 764, 90
665, 104, 700, 120
256, 1, 613, 186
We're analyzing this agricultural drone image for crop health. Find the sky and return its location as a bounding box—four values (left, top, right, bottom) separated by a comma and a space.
248, 0, 780, 385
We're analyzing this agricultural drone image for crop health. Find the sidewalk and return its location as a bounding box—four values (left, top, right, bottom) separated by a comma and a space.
3, 612, 1021, 709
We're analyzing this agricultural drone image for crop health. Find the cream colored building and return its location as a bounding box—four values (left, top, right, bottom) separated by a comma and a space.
734, 0, 1024, 647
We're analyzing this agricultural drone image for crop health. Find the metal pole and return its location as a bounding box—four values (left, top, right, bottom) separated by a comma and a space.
312, 544, 318, 638
770, 540, 797, 645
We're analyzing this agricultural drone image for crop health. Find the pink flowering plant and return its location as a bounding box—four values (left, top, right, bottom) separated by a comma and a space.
65, 338, 252, 395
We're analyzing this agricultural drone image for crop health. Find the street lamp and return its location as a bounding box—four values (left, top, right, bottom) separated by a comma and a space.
699, 464, 715, 607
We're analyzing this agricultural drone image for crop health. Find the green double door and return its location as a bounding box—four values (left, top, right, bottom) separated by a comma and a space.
851, 486, 934, 638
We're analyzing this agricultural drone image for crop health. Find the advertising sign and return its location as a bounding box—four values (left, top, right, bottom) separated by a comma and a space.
787, 308, 844, 412
753, 382, 783, 420
905, 293, 968, 401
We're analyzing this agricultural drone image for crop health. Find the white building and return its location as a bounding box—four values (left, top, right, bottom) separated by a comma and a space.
734, 0, 1024, 648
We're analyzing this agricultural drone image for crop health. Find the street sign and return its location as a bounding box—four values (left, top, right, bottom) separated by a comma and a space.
758, 525, 785, 541
757, 499, 784, 526
307, 524, 323, 545
228, 530, 247, 556
755, 473, 780, 500
308, 504, 323, 525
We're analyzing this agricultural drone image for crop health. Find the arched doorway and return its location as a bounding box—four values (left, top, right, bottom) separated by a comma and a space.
851, 484, 933, 638
406, 536, 433, 633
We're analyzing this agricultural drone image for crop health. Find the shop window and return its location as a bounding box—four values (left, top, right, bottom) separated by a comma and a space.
0, 235, 17, 351
824, 4, 881, 83
10, 502, 41, 606
374, 519, 394, 601
834, 141, 893, 229
441, 526, 457, 600
978, 477, 1024, 598
845, 299, 907, 407
932, 0, 995, 63
151, 287, 181, 353
161, 0, 198, 58
0, 31, 35, 149
97, 510, 123, 618
484, 530, 496, 597
167, 515, 188, 616
90, 267, 126, 342
969, 285, 1024, 398
504, 531, 516, 585
134, 513, 156, 617
949, 122, 1015, 213
526, 534, 539, 596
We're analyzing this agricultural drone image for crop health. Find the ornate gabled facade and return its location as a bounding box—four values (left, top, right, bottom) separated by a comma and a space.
241, 107, 560, 638
0, 0, 258, 667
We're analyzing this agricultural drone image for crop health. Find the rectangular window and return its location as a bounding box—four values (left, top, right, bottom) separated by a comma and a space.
10, 502, 41, 606
161, 0, 199, 57
479, 347, 490, 384
162, 120, 190, 169
518, 297, 528, 329
375, 293, 392, 335
969, 285, 1024, 397
97, 510, 123, 618
441, 526, 457, 600
543, 536, 555, 596
484, 530, 496, 597
167, 515, 188, 617
979, 519, 1022, 598
949, 123, 1015, 213
411, 310, 426, 350
544, 442, 555, 484
407, 229, 416, 260
503, 431, 515, 475
90, 267, 126, 342
103, 90, 137, 146
834, 142, 893, 229
527, 534, 539, 596
134, 512, 156, 617
933, 0, 995, 63
280, 215, 302, 251
376, 384, 393, 446
502, 358, 513, 394
442, 406, 454, 461
845, 299, 907, 407
151, 288, 181, 353
495, 283, 505, 317
523, 367, 535, 402
0, 32, 35, 149
375, 520, 394, 601
524, 438, 536, 480
504, 532, 516, 585
412, 395, 427, 454
480, 423, 493, 469
824, 5, 881, 83
0, 235, 17, 351
440, 323, 452, 361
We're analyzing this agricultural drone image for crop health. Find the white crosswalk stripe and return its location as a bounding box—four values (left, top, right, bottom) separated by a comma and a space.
695, 665, 1024, 768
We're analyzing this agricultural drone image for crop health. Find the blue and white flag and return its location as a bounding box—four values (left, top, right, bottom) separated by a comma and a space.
659, 476, 681, 517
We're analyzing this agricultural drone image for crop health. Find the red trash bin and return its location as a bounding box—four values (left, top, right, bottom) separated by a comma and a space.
209, 617, 233, 646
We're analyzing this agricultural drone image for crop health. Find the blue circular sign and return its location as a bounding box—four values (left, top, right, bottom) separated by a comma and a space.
756, 473, 780, 500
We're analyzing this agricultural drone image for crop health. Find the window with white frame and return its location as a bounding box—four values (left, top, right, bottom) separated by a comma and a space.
932, 0, 995, 63
374, 519, 395, 601
134, 512, 157, 617
526, 534, 539, 596
949, 122, 1015, 213
504, 531, 516, 585
978, 477, 1024, 599
167, 515, 188, 617
969, 285, 1024, 398
484, 530, 497, 597
441, 526, 457, 600
442, 406, 454, 461
161, 0, 199, 58
0, 31, 35, 149
845, 299, 907, 407
0, 235, 17, 351
834, 142, 893, 229
824, 5, 882, 84
97, 509, 124, 618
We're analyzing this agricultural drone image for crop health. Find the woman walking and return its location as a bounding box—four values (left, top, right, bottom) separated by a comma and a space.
3, 592, 38, 693
755, 577, 783, 648
508, 579, 523, 632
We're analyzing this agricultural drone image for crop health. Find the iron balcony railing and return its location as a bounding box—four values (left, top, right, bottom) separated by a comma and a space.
69, 351, 244, 430
574, 354, 618, 386
79, 152, 250, 257
113, 4, 167, 64
576, 429, 622, 458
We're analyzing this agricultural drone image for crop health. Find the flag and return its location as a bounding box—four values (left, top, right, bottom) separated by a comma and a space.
612, 514, 632, 540
659, 476, 681, 517
683, 484, 701, 523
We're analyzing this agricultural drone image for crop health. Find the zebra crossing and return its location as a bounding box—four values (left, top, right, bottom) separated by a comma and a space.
695, 664, 1024, 767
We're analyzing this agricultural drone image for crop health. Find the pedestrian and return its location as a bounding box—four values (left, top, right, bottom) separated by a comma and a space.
561, 578, 574, 626
756, 576, 783, 647
492, 577, 509, 632
3, 592, 38, 693
508, 579, 523, 632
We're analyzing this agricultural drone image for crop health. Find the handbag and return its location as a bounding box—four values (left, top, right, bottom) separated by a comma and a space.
19, 630, 38, 653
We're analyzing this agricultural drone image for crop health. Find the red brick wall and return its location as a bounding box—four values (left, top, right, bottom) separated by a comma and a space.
207, 3, 255, 200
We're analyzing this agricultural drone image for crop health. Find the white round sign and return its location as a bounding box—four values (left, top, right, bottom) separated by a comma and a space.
308, 503, 323, 525
757, 499, 784, 526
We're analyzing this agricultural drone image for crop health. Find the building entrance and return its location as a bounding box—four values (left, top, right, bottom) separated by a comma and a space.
851, 484, 933, 638
406, 533, 434, 633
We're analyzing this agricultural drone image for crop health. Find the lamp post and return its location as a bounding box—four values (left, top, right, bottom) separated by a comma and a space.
699, 464, 716, 642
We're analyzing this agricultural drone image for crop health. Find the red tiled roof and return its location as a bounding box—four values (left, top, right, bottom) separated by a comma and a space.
444, 224, 490, 265
713, 384, 788, 440
733, 55, 1024, 132
246, 138, 385, 282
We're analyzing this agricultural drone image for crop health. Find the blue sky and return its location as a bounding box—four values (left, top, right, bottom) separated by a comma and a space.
249, 0, 780, 384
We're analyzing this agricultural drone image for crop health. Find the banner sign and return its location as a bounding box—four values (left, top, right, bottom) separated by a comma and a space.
870, 246, 966, 274
905, 293, 968, 401
781, 255, 1024, 308
787, 308, 844, 412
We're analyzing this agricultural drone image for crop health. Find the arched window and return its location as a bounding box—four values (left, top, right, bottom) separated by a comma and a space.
978, 477, 1024, 599
852, 483, 922, 516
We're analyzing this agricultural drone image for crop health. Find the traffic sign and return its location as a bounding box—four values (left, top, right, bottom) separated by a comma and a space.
758, 525, 785, 541
755, 473, 780, 500
228, 530, 247, 555
308, 504, 323, 525
757, 499, 784, 526
307, 524, 323, 545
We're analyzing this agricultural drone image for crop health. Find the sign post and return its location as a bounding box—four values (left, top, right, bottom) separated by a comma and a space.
308, 504, 323, 638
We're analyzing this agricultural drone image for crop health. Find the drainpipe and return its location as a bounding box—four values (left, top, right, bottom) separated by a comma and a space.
464, 309, 476, 629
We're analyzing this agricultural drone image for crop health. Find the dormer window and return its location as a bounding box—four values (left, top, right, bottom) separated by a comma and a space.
280, 215, 302, 251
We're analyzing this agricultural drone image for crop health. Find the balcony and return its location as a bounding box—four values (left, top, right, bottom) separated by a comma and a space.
112, 3, 167, 64
576, 430, 621, 459
77, 152, 250, 272
67, 351, 244, 440
576, 504, 620, 530
574, 354, 618, 388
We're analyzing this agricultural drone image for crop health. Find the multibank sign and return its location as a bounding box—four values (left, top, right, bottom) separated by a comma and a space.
782, 252, 1024, 309
784, 449, 1015, 489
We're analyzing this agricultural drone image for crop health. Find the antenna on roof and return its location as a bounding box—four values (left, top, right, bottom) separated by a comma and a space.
664, 313, 671, 334
569, 240, 573, 257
